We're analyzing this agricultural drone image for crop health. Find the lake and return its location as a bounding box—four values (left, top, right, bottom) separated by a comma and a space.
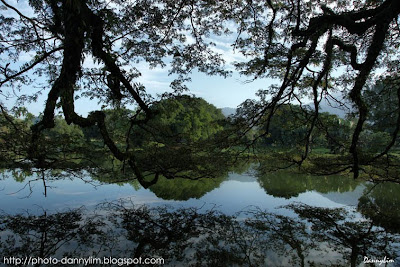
0, 164, 399, 266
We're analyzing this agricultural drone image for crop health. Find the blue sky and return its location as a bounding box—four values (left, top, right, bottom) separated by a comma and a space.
138, 67, 271, 108
2, 51, 270, 116
130, 35, 274, 111
186, 71, 267, 108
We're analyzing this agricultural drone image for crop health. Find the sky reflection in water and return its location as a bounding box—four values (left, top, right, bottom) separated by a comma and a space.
0, 167, 355, 215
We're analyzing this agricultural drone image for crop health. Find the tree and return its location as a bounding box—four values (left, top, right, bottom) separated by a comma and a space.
40, 116, 86, 160
231, 0, 400, 179
365, 76, 400, 132
2, 0, 400, 181
0, 0, 231, 186
142, 95, 225, 143
318, 113, 352, 154
362, 75, 400, 153
256, 104, 310, 149
0, 107, 33, 163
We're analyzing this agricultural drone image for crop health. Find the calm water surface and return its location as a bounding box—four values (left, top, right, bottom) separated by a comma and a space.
1, 167, 360, 214
0, 165, 399, 266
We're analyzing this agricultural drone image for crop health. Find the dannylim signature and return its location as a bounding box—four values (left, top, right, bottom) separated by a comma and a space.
364, 256, 395, 265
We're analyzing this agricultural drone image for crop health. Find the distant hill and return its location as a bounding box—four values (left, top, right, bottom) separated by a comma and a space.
227, 172, 257, 183
221, 107, 236, 117
307, 97, 351, 118
319, 184, 366, 206
221, 98, 350, 119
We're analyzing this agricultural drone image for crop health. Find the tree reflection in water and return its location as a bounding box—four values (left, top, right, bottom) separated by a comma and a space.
0, 208, 105, 260
358, 182, 400, 234
1, 202, 398, 266
256, 165, 361, 199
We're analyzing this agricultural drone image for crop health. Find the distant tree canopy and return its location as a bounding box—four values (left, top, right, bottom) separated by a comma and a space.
79, 95, 225, 147
364, 76, 400, 134
1, 0, 400, 181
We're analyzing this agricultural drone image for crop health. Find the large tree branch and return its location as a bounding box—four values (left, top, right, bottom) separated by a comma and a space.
331, 38, 362, 70
84, 6, 151, 116
295, 0, 400, 36
300, 33, 333, 163
28, 1, 86, 163
349, 21, 390, 178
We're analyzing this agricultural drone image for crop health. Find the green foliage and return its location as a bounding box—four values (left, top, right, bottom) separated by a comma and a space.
364, 76, 400, 134
0, 111, 92, 166
359, 131, 392, 153
82, 96, 226, 152
0, 108, 33, 162
254, 104, 353, 155
256, 104, 309, 148
103, 108, 133, 144
318, 113, 352, 154
147, 95, 225, 143
230, 0, 400, 179
38, 116, 86, 159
